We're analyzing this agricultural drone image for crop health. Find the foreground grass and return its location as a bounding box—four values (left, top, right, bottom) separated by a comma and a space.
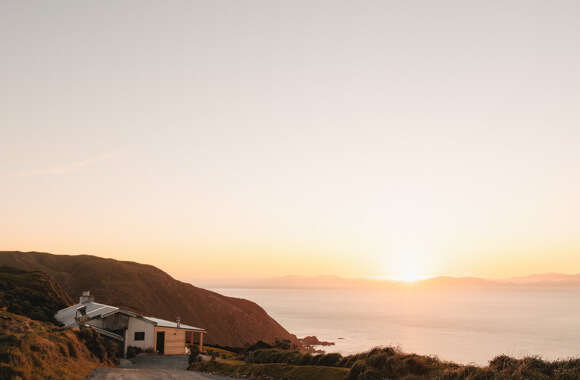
0, 310, 105, 379
193, 360, 348, 380
190, 346, 580, 380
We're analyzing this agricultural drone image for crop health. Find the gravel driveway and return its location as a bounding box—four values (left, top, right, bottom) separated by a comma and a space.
86, 354, 230, 380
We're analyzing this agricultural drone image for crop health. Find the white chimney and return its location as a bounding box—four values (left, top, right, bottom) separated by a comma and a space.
176, 316, 181, 328
80, 290, 94, 303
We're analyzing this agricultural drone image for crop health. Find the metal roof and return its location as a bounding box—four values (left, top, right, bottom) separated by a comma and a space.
55, 301, 207, 333
144, 317, 206, 332
55, 301, 119, 327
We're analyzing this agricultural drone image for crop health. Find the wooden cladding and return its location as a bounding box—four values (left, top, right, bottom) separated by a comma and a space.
153, 327, 187, 355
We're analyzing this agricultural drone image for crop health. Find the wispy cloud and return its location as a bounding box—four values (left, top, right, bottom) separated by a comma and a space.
12, 152, 122, 177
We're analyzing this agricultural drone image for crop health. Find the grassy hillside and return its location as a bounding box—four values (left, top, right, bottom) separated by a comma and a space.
0, 267, 119, 379
0, 310, 105, 379
0, 266, 72, 323
0, 251, 299, 347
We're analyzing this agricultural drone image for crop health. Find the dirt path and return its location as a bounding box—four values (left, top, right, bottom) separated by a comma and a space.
86, 354, 230, 380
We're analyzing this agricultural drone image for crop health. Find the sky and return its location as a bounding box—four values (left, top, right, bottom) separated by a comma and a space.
2, 1, 580, 280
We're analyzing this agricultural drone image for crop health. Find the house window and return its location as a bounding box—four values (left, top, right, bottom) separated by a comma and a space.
134, 332, 145, 341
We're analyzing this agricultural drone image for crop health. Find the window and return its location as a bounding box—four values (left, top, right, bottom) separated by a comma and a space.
134, 332, 145, 341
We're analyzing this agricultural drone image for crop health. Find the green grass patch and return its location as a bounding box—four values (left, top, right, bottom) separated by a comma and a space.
203, 345, 237, 358
193, 360, 349, 380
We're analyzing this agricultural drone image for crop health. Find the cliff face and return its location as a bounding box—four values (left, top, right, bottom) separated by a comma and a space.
0, 251, 298, 347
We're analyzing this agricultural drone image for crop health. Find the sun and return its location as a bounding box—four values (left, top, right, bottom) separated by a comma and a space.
399, 270, 422, 283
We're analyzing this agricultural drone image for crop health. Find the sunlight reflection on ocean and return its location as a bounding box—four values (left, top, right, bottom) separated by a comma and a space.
210, 287, 580, 365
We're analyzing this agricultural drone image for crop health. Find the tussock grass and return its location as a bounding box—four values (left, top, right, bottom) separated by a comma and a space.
191, 344, 580, 380
0, 310, 106, 379
345, 347, 580, 380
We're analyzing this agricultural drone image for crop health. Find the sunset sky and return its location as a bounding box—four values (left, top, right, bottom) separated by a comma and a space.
2, 1, 580, 280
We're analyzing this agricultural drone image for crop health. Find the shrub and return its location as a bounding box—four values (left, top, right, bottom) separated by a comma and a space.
188, 344, 201, 365
317, 352, 343, 367
274, 338, 293, 350
298, 353, 313, 366
76, 326, 118, 365
126, 347, 136, 358
346, 359, 368, 380
367, 352, 390, 372
489, 354, 519, 371
343, 354, 363, 368
397, 354, 433, 375
310, 354, 321, 366
246, 340, 274, 352
519, 355, 554, 377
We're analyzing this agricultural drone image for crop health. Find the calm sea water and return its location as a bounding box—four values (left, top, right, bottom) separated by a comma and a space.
209, 286, 580, 365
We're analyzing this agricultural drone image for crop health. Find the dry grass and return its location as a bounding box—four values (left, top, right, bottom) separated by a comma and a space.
192, 360, 349, 380
191, 345, 580, 380
0, 310, 104, 379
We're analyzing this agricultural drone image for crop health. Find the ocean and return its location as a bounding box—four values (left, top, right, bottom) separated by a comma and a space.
208, 286, 580, 365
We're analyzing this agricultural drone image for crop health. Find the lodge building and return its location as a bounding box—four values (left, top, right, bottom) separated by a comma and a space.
55, 291, 206, 357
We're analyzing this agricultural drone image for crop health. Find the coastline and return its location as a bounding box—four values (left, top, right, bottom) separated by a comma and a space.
208, 286, 580, 366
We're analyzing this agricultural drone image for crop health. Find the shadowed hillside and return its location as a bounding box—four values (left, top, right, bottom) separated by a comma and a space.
0, 266, 73, 323
0, 251, 298, 347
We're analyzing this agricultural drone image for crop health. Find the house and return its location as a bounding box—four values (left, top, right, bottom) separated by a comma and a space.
55, 291, 207, 357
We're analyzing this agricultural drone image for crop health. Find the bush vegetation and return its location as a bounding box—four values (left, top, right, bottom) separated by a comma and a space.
77, 326, 118, 365
188, 344, 201, 365
251, 348, 347, 367
0, 267, 119, 378
0, 266, 72, 323
0, 310, 106, 379
191, 342, 580, 380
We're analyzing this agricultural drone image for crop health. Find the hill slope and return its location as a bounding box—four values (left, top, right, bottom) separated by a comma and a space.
0, 251, 297, 347
0, 269, 112, 379
0, 266, 73, 323
0, 310, 104, 379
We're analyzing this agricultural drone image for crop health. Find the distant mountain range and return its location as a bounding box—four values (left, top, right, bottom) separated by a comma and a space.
194, 272, 580, 289
0, 251, 298, 348
505, 272, 580, 284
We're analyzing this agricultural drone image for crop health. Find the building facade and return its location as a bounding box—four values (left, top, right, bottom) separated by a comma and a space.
55, 291, 206, 357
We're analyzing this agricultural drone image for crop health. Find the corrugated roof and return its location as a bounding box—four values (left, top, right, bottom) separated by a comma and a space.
55, 301, 119, 327
55, 301, 207, 333
144, 317, 206, 332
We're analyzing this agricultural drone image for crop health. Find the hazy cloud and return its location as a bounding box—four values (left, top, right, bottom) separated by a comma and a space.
12, 152, 121, 177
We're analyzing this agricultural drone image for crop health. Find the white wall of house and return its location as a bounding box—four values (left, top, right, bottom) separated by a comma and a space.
125, 317, 155, 351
